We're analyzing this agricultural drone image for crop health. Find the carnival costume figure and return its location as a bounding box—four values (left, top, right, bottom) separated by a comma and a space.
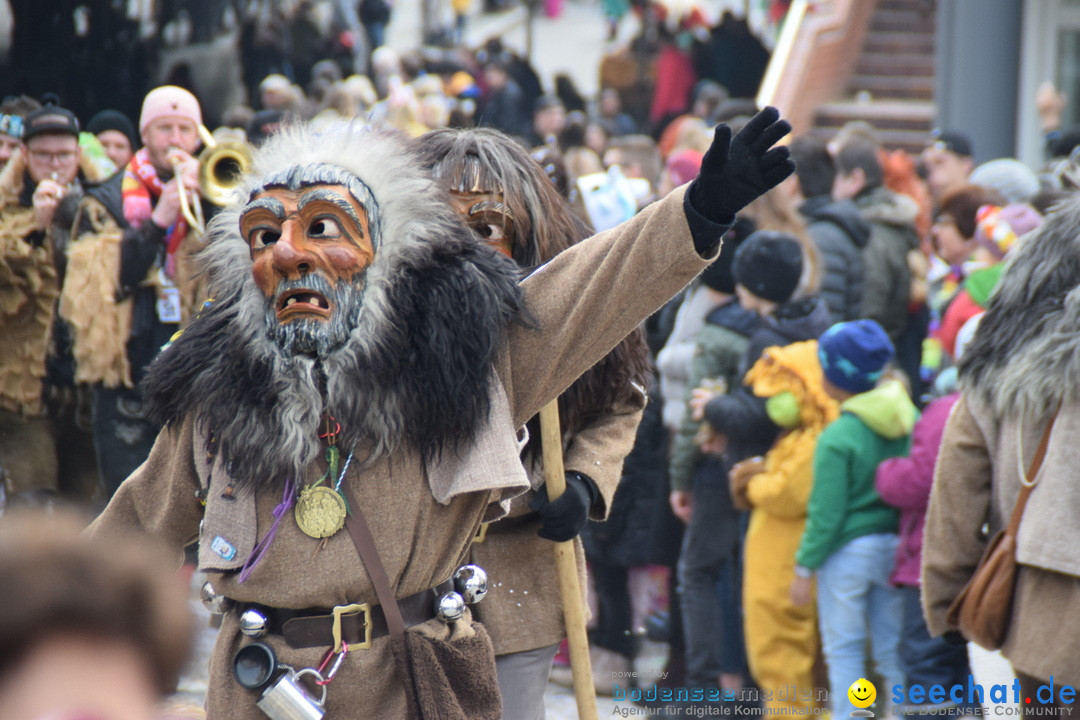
90, 108, 795, 718
0, 102, 107, 503
417, 127, 651, 718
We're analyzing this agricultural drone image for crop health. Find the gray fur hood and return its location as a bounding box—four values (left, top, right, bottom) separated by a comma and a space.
960, 196, 1080, 420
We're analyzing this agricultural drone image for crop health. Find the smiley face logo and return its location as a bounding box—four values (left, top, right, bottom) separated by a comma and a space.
848, 678, 877, 709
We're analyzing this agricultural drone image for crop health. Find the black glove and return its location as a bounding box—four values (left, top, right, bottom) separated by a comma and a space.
688, 106, 796, 223
530, 472, 599, 542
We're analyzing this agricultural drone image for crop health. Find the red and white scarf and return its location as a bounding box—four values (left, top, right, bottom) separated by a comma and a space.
122, 148, 189, 274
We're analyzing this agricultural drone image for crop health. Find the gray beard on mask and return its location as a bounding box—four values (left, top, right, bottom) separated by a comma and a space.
265, 274, 365, 357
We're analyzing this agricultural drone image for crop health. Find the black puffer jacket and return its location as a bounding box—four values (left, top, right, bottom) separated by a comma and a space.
800, 196, 870, 323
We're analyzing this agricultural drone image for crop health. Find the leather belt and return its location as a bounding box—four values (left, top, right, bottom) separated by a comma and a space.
239, 580, 453, 649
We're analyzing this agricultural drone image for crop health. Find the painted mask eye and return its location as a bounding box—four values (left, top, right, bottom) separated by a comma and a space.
309, 216, 344, 239
471, 221, 506, 242
464, 200, 514, 248
250, 227, 281, 249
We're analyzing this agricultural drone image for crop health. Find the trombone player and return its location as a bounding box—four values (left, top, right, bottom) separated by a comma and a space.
61, 86, 218, 502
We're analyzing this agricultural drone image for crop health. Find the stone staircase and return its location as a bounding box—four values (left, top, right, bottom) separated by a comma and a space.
811, 0, 937, 153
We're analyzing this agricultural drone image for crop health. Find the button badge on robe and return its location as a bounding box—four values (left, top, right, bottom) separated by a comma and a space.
211, 535, 237, 560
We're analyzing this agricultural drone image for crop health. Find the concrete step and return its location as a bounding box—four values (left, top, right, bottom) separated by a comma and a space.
871, 7, 936, 33
863, 30, 936, 54
850, 73, 935, 100
813, 99, 935, 152
856, 53, 935, 77
816, 99, 936, 124
807, 123, 931, 154
878, 0, 937, 11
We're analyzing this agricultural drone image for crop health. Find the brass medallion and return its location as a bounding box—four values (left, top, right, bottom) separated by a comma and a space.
295, 485, 347, 538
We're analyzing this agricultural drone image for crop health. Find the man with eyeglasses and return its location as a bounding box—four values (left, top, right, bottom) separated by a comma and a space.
16, 104, 85, 238
0, 101, 109, 508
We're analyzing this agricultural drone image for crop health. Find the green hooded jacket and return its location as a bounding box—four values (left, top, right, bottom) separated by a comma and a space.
795, 380, 918, 570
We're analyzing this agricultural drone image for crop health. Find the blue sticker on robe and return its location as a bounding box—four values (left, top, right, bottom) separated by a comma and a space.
211, 535, 237, 561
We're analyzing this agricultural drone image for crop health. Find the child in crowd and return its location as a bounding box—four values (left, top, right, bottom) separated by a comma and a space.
701, 231, 833, 466
875, 390, 976, 712
730, 339, 838, 714
667, 222, 759, 703
790, 320, 918, 718
689, 230, 831, 704
875, 319, 981, 716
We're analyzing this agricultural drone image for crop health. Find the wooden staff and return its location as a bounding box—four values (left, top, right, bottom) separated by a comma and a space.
540, 400, 598, 720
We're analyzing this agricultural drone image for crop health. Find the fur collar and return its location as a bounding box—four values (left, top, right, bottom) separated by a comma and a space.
143, 124, 525, 489
960, 197, 1080, 420
0, 151, 27, 203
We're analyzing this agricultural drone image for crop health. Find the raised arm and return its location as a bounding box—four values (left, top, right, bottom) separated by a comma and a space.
503, 108, 795, 425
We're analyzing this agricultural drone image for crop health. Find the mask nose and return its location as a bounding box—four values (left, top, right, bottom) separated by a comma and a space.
271, 221, 314, 278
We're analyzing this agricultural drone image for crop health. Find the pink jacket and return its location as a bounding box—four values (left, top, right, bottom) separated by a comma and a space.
875, 393, 960, 586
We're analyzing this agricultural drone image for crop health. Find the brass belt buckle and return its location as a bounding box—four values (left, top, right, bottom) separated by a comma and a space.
331, 602, 371, 652
472, 522, 489, 543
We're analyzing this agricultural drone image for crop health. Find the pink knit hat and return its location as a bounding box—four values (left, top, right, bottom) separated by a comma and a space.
973, 202, 1043, 260
139, 86, 202, 134
665, 149, 704, 186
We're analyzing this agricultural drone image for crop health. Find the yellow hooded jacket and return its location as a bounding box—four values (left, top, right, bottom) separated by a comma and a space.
741, 340, 837, 709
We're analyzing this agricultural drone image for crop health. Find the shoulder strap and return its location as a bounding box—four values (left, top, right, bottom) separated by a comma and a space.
342, 482, 406, 637
1005, 408, 1059, 537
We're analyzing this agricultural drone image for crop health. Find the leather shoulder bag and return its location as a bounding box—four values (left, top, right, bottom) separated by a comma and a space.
945, 407, 1058, 650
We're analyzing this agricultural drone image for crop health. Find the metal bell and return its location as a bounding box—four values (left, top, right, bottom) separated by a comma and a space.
239, 608, 269, 638
453, 564, 488, 605
436, 591, 466, 623
200, 581, 236, 615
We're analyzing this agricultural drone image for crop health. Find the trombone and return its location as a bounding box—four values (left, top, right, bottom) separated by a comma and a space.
171, 125, 253, 235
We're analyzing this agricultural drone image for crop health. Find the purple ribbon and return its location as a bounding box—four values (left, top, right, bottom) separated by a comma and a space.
238, 478, 296, 584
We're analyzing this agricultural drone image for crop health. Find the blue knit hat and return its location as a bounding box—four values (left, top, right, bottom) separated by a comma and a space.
817, 320, 894, 393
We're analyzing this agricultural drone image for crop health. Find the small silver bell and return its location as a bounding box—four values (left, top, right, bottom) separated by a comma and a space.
200, 581, 236, 615
436, 591, 466, 623
453, 564, 488, 605
239, 608, 269, 638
